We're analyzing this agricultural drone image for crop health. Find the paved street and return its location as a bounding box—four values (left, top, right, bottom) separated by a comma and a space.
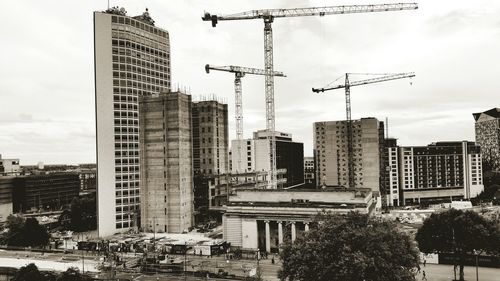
1, 248, 499, 281
416, 264, 500, 281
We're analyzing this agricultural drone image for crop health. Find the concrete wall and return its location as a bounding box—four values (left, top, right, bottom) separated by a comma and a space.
241, 219, 258, 249
140, 92, 193, 233
229, 189, 371, 204
0, 203, 12, 222
403, 188, 464, 200
314, 118, 381, 192
94, 12, 116, 237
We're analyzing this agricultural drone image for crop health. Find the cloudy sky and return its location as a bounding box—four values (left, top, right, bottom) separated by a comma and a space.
1, 0, 498, 165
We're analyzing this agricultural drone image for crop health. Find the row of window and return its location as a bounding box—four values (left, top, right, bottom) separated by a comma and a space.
112, 15, 168, 38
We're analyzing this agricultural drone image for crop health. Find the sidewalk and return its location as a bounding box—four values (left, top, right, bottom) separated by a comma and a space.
416, 264, 499, 281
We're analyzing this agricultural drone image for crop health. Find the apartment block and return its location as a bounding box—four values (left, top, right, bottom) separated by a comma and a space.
94, 7, 171, 236
386, 141, 483, 206
473, 108, 500, 171
314, 118, 383, 194
139, 91, 193, 233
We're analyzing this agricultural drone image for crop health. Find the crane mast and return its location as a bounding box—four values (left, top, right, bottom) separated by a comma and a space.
203, 3, 418, 189
205, 64, 285, 173
313, 72, 415, 188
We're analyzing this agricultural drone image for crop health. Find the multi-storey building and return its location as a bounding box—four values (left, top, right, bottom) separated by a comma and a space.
231, 130, 304, 188
139, 91, 193, 233
11, 173, 80, 213
94, 7, 171, 236
385, 138, 400, 206
191, 99, 229, 223
0, 177, 14, 222
0, 155, 20, 176
304, 157, 315, 188
386, 141, 483, 206
473, 108, 500, 171
192, 100, 229, 176
314, 118, 383, 195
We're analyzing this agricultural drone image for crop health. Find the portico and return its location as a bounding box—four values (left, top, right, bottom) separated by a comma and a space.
223, 188, 374, 253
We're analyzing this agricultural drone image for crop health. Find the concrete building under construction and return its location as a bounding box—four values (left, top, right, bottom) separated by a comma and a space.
139, 91, 193, 233
314, 118, 384, 194
191, 98, 229, 223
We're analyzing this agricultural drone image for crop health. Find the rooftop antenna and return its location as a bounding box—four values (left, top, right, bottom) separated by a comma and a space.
107, 0, 110, 10
385, 117, 389, 139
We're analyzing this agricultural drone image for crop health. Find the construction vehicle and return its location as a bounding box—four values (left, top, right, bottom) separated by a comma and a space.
203, 3, 418, 189
313, 72, 415, 188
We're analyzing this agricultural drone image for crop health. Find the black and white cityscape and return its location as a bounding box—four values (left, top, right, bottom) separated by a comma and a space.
1, 1, 499, 281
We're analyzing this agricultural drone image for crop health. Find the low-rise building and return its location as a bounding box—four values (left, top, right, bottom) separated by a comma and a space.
0, 155, 21, 176
223, 188, 374, 253
12, 173, 80, 213
0, 177, 14, 222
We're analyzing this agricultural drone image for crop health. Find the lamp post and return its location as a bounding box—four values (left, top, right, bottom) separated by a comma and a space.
184, 241, 187, 281
473, 249, 479, 281
82, 248, 85, 274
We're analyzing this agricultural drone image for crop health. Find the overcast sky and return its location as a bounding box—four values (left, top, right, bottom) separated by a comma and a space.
0, 0, 498, 165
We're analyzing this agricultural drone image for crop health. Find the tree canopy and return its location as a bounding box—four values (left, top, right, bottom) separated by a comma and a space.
279, 212, 419, 281
13, 263, 45, 281
1, 215, 49, 247
12, 264, 89, 281
416, 208, 500, 281
56, 267, 91, 281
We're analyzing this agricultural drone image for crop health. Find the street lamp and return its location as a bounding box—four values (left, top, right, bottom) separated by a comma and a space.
184, 241, 187, 281
473, 249, 479, 281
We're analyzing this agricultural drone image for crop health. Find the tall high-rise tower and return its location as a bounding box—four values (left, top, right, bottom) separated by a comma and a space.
94, 7, 171, 236
139, 92, 193, 233
473, 108, 500, 171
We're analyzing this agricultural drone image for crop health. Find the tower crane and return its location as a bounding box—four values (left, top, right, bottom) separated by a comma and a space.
205, 64, 286, 140
203, 3, 418, 189
312, 72, 415, 189
205, 64, 286, 173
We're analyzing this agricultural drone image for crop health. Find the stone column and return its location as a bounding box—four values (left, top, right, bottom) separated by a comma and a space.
291, 221, 296, 242
304, 222, 310, 232
265, 220, 271, 253
277, 221, 283, 245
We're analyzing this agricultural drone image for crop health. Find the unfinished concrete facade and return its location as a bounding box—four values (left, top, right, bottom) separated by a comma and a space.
192, 100, 229, 224
139, 91, 193, 233
314, 118, 383, 194
192, 100, 229, 176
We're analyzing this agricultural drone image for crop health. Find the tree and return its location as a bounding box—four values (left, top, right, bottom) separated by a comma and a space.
23, 217, 50, 247
70, 197, 83, 231
278, 212, 419, 281
1, 215, 49, 247
2, 214, 26, 246
416, 209, 500, 281
13, 263, 45, 281
56, 267, 91, 281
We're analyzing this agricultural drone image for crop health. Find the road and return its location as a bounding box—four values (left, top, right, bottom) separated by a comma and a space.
416, 263, 500, 281
1, 249, 499, 281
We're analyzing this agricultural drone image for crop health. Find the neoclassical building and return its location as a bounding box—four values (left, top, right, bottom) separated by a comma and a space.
223, 188, 374, 253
